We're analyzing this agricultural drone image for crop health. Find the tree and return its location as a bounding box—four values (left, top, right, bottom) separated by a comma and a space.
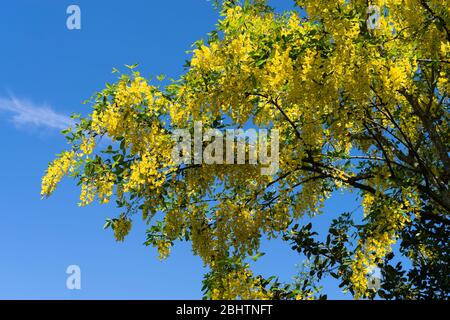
41, 0, 449, 299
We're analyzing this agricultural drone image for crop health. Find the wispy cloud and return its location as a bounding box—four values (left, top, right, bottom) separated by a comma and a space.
0, 95, 73, 130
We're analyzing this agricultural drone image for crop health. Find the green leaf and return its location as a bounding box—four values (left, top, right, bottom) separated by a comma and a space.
103, 219, 112, 229
250, 252, 266, 262
125, 63, 139, 70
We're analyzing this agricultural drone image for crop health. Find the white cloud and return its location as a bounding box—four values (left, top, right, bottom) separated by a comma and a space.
0, 95, 74, 130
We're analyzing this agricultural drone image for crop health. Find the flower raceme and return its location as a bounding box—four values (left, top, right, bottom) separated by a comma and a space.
41, 150, 76, 198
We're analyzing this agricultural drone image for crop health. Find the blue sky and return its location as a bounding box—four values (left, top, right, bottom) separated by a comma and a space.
0, 0, 356, 299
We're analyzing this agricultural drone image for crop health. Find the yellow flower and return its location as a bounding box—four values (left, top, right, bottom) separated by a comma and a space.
41, 151, 76, 198
80, 136, 95, 156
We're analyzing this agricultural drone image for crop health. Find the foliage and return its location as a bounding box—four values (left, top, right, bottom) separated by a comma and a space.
42, 0, 449, 299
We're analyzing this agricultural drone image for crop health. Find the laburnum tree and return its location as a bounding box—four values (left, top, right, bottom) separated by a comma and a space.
41, 0, 449, 299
